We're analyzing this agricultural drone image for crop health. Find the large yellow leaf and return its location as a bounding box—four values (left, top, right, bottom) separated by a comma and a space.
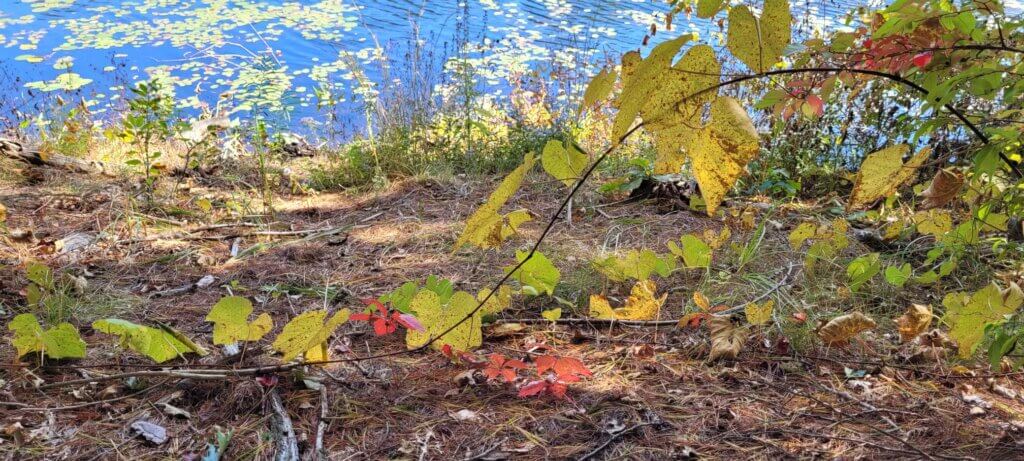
592, 249, 676, 282
541, 140, 588, 187
726, 0, 791, 72
453, 153, 536, 251
648, 44, 721, 174
817, 312, 876, 345
205, 296, 273, 345
848, 145, 931, 210
942, 282, 1023, 358
271, 309, 351, 363
913, 209, 953, 236
406, 289, 482, 352
587, 280, 667, 320
690, 97, 759, 215
612, 34, 693, 141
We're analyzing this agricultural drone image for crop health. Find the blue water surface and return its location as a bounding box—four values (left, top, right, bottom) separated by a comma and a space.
0, 0, 863, 137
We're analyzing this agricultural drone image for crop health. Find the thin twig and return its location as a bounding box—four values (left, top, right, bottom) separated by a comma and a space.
576, 422, 658, 461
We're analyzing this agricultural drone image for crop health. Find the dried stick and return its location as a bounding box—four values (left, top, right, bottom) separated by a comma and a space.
269, 388, 300, 461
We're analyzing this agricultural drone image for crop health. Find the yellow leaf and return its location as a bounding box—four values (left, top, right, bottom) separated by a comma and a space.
942, 282, 1023, 358
271, 309, 350, 363
693, 291, 711, 311
0, 201, 6, 223
744, 300, 774, 326
612, 34, 693, 141
406, 290, 483, 352
588, 280, 667, 320
690, 97, 759, 215
726, 0, 790, 72
499, 209, 532, 241
592, 249, 676, 282
541, 140, 588, 187
896, 304, 932, 343
709, 315, 748, 361
848, 145, 931, 210
542, 308, 562, 321
9, 313, 86, 359
93, 318, 200, 363
703, 227, 731, 249
581, 67, 617, 111
646, 44, 720, 174
478, 285, 513, 315
206, 296, 273, 345
589, 295, 616, 320
913, 209, 953, 237
817, 312, 876, 345
789, 222, 817, 249
453, 153, 536, 251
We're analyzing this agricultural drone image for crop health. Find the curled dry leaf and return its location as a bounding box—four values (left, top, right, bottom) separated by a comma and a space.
708, 315, 748, 361
895, 304, 932, 343
919, 168, 963, 210
817, 312, 876, 345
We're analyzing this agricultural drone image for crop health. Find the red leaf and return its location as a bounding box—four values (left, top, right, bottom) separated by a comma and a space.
518, 380, 548, 397
255, 375, 279, 387
349, 313, 372, 322
806, 95, 824, 117
535, 355, 557, 375
912, 52, 933, 68
549, 382, 568, 400
792, 312, 807, 324
553, 357, 591, 380
500, 369, 517, 383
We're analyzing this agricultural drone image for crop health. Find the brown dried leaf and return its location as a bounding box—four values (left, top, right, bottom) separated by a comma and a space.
708, 315, 748, 361
817, 312, 876, 345
919, 168, 963, 210
895, 304, 932, 343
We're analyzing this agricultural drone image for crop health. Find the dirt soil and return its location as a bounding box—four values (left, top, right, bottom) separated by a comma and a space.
1, 164, 1023, 460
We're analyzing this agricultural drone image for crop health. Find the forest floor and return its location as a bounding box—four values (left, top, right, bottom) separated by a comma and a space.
2, 159, 1024, 460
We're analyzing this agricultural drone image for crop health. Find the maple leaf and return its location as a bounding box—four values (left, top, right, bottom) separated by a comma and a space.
9, 313, 86, 359
93, 319, 202, 363
205, 296, 273, 345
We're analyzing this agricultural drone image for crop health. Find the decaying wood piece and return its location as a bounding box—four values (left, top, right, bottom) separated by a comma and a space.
268, 388, 300, 461
1, 137, 109, 175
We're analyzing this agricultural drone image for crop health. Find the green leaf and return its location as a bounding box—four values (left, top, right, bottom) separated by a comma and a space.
381, 281, 419, 314
541, 140, 588, 188
26, 262, 54, 290
506, 250, 560, 296
883, 263, 912, 287
93, 318, 202, 363
9, 313, 86, 359
988, 329, 1020, 370
943, 282, 1023, 358
668, 234, 711, 268
592, 249, 676, 281
846, 253, 881, 292
205, 296, 273, 345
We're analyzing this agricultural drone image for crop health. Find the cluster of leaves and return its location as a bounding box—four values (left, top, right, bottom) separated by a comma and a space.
460, 350, 593, 400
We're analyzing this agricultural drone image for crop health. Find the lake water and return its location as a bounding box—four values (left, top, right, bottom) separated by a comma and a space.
0, 0, 864, 136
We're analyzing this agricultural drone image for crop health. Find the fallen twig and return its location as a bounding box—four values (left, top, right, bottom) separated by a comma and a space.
576, 421, 658, 461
